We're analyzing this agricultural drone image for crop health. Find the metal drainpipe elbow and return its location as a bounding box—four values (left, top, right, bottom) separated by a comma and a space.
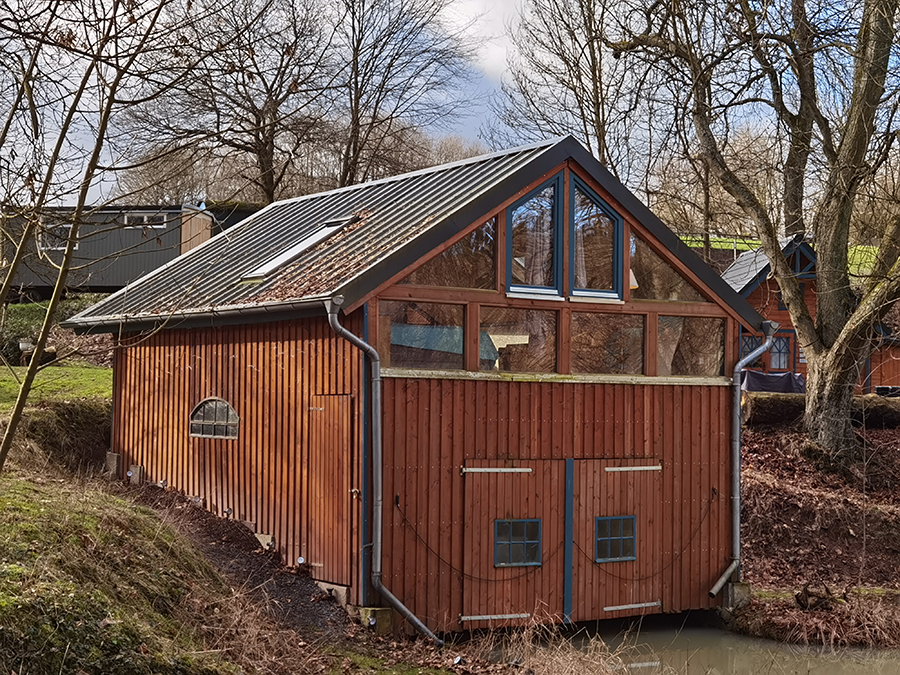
711, 319, 780, 599
323, 297, 443, 647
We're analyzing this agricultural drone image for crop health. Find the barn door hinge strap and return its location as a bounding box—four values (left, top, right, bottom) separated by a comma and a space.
603, 600, 661, 612
604, 465, 662, 473
459, 613, 531, 622
460, 467, 532, 474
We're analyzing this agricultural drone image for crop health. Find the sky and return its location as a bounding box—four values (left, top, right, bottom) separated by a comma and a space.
443, 0, 521, 141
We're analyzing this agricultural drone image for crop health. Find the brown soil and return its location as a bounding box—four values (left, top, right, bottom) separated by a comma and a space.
122, 485, 352, 638
733, 423, 900, 647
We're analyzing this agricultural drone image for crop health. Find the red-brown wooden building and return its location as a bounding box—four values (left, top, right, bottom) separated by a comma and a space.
66, 137, 766, 635
722, 235, 900, 391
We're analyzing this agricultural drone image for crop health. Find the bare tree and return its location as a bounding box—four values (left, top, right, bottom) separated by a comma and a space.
120, 0, 335, 205
603, 0, 900, 459
0, 0, 213, 472
492, 0, 669, 184
333, 0, 476, 187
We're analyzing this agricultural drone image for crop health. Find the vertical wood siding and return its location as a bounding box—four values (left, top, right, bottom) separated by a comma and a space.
381, 378, 732, 632
113, 315, 364, 599
867, 346, 900, 389
746, 279, 900, 391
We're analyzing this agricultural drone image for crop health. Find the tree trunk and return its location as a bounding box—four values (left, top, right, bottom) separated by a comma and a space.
803, 356, 860, 463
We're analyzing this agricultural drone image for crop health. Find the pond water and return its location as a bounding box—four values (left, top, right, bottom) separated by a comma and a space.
584, 616, 900, 674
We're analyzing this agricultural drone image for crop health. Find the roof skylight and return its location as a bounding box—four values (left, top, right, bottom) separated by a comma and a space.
242, 214, 358, 282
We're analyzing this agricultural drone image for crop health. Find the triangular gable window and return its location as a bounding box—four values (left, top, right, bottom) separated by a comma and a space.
629, 233, 705, 302
571, 178, 620, 298
508, 175, 563, 294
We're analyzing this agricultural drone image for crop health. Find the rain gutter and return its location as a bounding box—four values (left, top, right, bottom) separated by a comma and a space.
325, 296, 444, 647
710, 320, 779, 598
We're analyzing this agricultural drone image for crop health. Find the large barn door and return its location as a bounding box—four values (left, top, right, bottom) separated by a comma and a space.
461, 460, 564, 627
570, 459, 662, 622
308, 395, 353, 586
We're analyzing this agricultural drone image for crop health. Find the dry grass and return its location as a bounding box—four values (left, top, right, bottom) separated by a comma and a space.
732, 591, 900, 649
459, 618, 641, 675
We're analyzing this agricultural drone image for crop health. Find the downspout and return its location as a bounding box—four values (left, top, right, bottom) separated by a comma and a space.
710, 320, 779, 598
325, 296, 444, 647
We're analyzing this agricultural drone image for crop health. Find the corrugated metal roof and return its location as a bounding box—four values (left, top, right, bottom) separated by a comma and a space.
65, 135, 766, 333
721, 235, 802, 295
65, 138, 562, 329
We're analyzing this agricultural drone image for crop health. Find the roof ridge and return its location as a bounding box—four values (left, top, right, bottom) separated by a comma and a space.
271, 136, 569, 209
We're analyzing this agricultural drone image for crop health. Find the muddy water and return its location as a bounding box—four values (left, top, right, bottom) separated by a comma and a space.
589, 622, 900, 674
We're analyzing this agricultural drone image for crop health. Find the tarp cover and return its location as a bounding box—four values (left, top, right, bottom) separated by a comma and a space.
741, 369, 806, 393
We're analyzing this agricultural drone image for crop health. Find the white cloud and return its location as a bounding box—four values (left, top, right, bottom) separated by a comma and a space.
446, 0, 520, 84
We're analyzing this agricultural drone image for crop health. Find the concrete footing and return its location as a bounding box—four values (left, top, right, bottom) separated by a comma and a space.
359, 607, 393, 635
725, 582, 752, 609
128, 464, 143, 485
316, 582, 350, 607
254, 532, 274, 549
105, 452, 120, 476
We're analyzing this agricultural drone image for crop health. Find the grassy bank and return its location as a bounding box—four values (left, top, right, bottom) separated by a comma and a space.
0, 365, 112, 413
0, 401, 468, 674
0, 468, 236, 674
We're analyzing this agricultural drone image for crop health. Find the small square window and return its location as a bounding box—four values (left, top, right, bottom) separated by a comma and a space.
495, 518, 541, 567
595, 516, 636, 563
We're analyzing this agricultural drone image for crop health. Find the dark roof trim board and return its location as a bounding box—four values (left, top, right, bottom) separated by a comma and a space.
63, 136, 765, 334
558, 137, 765, 330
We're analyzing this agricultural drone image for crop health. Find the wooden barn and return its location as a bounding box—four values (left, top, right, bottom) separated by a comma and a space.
65, 137, 769, 638
722, 234, 900, 391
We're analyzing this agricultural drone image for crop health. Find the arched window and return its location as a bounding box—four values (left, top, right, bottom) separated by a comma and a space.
189, 398, 239, 439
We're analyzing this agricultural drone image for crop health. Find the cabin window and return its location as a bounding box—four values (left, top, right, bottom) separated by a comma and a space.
658, 316, 725, 377
740, 334, 764, 368
630, 234, 704, 302
571, 180, 620, 297
38, 221, 75, 252
399, 218, 496, 289
377, 300, 465, 370
480, 307, 556, 373
571, 312, 644, 375
495, 519, 541, 567
508, 176, 562, 294
770, 335, 792, 370
595, 516, 636, 563
125, 213, 167, 229
189, 398, 239, 439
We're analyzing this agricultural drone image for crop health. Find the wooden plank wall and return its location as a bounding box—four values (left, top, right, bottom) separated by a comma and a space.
381, 378, 732, 633
868, 346, 900, 389
462, 461, 565, 624
570, 458, 664, 622
113, 314, 364, 600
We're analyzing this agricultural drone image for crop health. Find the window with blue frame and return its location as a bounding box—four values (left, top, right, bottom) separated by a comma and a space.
494, 519, 541, 566
508, 177, 562, 293
595, 516, 636, 563
506, 173, 625, 299
770, 335, 792, 370
740, 334, 764, 368
571, 178, 621, 298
